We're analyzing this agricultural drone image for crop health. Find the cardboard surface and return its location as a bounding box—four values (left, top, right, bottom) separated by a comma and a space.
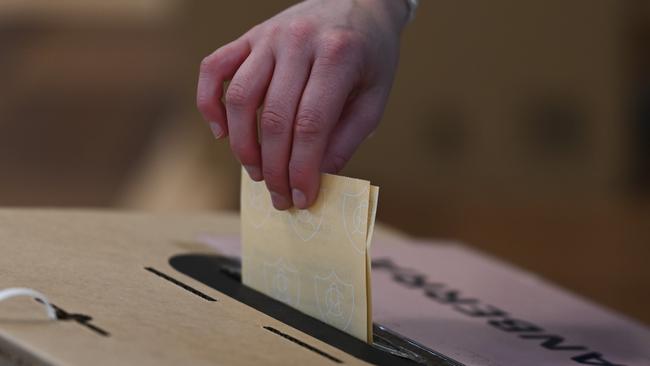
241, 171, 378, 342
2, 209, 648, 366
370, 239, 650, 366
0, 209, 373, 366
203, 231, 650, 366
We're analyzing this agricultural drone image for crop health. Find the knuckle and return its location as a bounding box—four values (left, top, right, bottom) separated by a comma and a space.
260, 108, 289, 136
247, 24, 263, 39
266, 23, 282, 39
286, 19, 315, 44
196, 94, 212, 112
199, 55, 215, 72
225, 82, 250, 109
200, 48, 226, 72
319, 31, 359, 64
294, 108, 324, 142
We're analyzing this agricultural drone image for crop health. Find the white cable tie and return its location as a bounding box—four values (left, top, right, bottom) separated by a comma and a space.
0, 288, 58, 320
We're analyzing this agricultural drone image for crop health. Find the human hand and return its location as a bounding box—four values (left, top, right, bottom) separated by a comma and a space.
197, 0, 407, 209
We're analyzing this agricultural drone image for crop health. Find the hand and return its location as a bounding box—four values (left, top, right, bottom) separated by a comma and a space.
197, 0, 407, 209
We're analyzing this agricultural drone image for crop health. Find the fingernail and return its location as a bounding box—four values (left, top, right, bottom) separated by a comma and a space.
244, 165, 262, 181
292, 189, 307, 209
270, 191, 291, 210
209, 122, 223, 139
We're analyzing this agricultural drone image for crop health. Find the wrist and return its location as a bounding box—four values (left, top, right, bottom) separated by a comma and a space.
356, 0, 410, 34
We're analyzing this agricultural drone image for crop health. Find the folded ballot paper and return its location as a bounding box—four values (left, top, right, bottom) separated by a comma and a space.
241, 170, 379, 342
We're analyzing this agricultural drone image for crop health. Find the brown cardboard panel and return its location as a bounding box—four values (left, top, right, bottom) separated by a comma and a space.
0, 209, 371, 366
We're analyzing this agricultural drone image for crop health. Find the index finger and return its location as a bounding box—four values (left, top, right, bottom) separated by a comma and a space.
197, 38, 251, 138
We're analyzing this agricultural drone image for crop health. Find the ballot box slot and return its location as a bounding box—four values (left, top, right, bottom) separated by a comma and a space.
34, 299, 110, 337
170, 253, 463, 366
373, 325, 463, 366
144, 267, 217, 302
263, 326, 343, 364
215, 257, 460, 365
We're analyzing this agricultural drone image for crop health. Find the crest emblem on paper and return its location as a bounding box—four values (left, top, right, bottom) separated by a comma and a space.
342, 188, 369, 254
314, 271, 355, 331
245, 180, 272, 229
287, 191, 325, 242
263, 258, 300, 306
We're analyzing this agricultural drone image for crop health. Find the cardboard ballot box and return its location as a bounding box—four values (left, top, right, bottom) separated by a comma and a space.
0, 209, 648, 366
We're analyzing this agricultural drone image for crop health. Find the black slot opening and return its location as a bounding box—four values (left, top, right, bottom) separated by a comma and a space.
169, 253, 458, 366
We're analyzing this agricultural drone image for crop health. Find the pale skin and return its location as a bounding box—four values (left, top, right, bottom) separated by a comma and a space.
197, 0, 408, 210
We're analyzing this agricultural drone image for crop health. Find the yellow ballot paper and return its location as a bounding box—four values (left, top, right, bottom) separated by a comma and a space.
241, 169, 379, 342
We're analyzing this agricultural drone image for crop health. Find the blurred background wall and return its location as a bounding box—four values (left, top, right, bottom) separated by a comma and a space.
1, 1, 648, 324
